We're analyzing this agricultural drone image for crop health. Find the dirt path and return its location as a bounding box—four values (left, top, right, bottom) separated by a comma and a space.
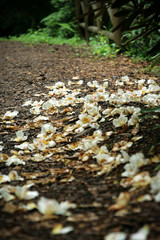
0, 41, 160, 240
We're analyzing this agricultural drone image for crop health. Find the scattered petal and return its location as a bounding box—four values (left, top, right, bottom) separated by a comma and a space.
104, 232, 127, 240
51, 224, 74, 235
6, 155, 25, 166
130, 225, 150, 240
3, 111, 18, 119
37, 197, 76, 215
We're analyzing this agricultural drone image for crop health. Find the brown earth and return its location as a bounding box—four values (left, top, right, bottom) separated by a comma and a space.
0, 41, 160, 240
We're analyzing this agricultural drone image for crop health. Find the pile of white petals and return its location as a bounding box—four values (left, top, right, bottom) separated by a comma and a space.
0, 75, 160, 238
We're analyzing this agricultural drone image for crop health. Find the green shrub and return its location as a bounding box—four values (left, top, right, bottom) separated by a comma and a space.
41, 0, 77, 38
89, 35, 119, 58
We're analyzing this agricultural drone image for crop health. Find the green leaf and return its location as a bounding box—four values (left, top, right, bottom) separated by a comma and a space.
154, 164, 160, 171
148, 145, 155, 155
141, 107, 160, 113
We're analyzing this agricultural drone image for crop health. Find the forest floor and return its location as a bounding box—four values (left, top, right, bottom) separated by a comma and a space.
0, 41, 160, 240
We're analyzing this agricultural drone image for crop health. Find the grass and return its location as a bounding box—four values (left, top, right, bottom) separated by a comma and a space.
1, 29, 86, 46
0, 30, 119, 58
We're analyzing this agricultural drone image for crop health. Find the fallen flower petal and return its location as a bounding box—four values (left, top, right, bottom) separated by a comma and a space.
0, 187, 15, 202
6, 155, 25, 166
113, 115, 128, 128
0, 173, 10, 183
51, 224, 74, 235
104, 231, 127, 240
14, 130, 28, 142
3, 110, 18, 119
37, 196, 76, 215
130, 225, 150, 240
15, 186, 39, 200
0, 143, 4, 151
41, 123, 56, 134
8, 170, 24, 181
109, 192, 131, 210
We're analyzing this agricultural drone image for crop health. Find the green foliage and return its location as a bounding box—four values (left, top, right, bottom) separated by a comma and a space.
121, 30, 160, 60
84, 0, 160, 63
89, 36, 119, 58
7, 29, 85, 46
141, 107, 160, 120
41, 0, 77, 38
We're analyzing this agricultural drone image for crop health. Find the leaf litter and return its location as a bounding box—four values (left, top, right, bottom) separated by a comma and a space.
0, 41, 160, 240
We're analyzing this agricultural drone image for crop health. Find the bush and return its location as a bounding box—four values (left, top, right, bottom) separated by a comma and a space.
41, 0, 77, 38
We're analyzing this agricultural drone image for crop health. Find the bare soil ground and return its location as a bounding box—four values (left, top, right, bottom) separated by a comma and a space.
0, 41, 160, 240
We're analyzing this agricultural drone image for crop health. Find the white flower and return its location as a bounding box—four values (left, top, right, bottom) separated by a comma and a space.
113, 115, 128, 127
30, 106, 41, 115
89, 122, 100, 129
102, 108, 112, 116
150, 171, 160, 195
31, 100, 44, 107
121, 75, 130, 83
87, 106, 101, 117
80, 139, 98, 151
78, 113, 92, 128
103, 81, 109, 88
3, 110, 18, 119
0, 171, 24, 183
138, 79, 146, 89
55, 81, 65, 88
51, 224, 74, 235
99, 145, 109, 154
32, 153, 44, 162
0, 173, 10, 183
0, 144, 4, 151
115, 80, 124, 86
42, 99, 57, 110
72, 76, 79, 80
111, 108, 122, 116
104, 231, 127, 240
130, 153, 146, 168
41, 123, 56, 134
14, 142, 34, 150
95, 153, 114, 165
15, 184, 39, 200
122, 163, 137, 177
22, 99, 32, 106
14, 130, 28, 142
33, 138, 47, 151
148, 84, 160, 92
130, 225, 150, 240
33, 115, 49, 122
0, 187, 15, 202
87, 80, 99, 88
154, 192, 160, 202
122, 153, 147, 177
77, 80, 83, 85
147, 79, 156, 85
93, 130, 103, 139
49, 140, 56, 148
75, 127, 84, 133
85, 94, 97, 103
8, 171, 24, 181
37, 196, 76, 215
6, 155, 25, 166
128, 114, 140, 126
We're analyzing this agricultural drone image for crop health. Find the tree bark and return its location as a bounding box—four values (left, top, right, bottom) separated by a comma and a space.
81, 0, 89, 44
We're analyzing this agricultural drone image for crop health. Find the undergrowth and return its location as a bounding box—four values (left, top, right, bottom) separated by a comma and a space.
5, 29, 85, 46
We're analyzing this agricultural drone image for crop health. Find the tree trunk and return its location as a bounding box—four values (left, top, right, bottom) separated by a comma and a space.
81, 0, 89, 44
107, 1, 123, 46
91, 2, 101, 33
